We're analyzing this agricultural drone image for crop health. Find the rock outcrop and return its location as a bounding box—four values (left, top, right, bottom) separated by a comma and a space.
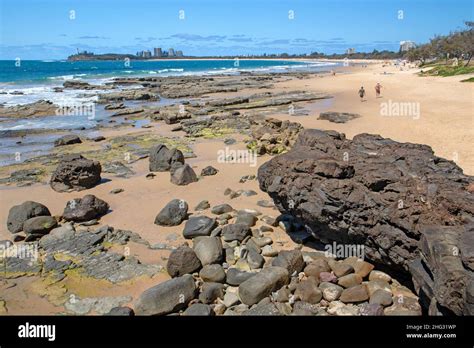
258, 129, 474, 315
149, 144, 184, 172
318, 111, 360, 124
50, 154, 102, 192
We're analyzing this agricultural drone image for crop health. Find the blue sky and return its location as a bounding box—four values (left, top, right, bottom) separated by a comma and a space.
0, 0, 472, 59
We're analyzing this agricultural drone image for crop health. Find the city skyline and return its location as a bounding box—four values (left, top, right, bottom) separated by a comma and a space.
0, 0, 472, 59
135, 47, 184, 58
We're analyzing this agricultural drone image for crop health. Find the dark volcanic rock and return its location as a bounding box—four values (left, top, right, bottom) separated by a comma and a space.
226, 268, 255, 286
238, 266, 289, 305
194, 200, 210, 211
243, 302, 282, 316
166, 244, 201, 277
199, 264, 226, 283
183, 216, 217, 239
134, 274, 196, 315
170, 164, 198, 185
90, 135, 106, 142
193, 236, 223, 265
235, 212, 258, 227
105, 307, 135, 316
221, 223, 251, 242
272, 249, 305, 275
258, 129, 474, 315
50, 154, 102, 192
54, 134, 82, 147
149, 144, 184, 172
63, 195, 109, 222
155, 199, 188, 226
201, 166, 219, 176
23, 216, 57, 236
318, 111, 360, 124
7, 201, 51, 233
211, 204, 233, 215
63, 80, 93, 89
199, 282, 225, 304
183, 303, 214, 316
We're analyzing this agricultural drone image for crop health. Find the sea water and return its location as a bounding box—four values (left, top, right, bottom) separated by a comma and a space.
0, 59, 338, 166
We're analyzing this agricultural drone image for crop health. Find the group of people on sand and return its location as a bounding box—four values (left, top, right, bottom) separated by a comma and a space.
358, 82, 382, 101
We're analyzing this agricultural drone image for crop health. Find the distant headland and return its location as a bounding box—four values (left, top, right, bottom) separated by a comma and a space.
67, 46, 407, 61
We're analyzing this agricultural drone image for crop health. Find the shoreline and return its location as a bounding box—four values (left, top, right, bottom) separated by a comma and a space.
0, 61, 472, 315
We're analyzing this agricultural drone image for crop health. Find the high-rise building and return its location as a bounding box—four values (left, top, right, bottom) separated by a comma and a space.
143, 50, 152, 58
346, 48, 355, 55
400, 41, 416, 52
168, 48, 176, 57
154, 47, 163, 57
176, 50, 183, 57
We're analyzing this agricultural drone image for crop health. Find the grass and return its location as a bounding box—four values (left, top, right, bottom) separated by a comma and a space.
419, 65, 474, 77
460, 77, 474, 82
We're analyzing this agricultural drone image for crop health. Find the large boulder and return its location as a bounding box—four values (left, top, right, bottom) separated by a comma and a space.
182, 216, 217, 239
221, 223, 251, 242
170, 164, 198, 185
23, 216, 57, 238
149, 144, 184, 172
238, 266, 289, 305
258, 129, 474, 315
272, 249, 305, 275
166, 244, 201, 277
193, 236, 223, 266
7, 201, 51, 233
134, 274, 196, 315
154, 199, 188, 226
199, 264, 226, 283
62, 195, 109, 222
50, 154, 102, 192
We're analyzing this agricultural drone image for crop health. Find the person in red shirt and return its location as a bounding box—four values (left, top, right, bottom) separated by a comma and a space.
375, 83, 382, 98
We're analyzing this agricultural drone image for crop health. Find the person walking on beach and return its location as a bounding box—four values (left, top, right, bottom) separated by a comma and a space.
375, 83, 382, 98
358, 86, 366, 101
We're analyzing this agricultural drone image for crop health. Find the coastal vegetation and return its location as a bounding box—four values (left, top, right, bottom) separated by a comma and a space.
419, 65, 474, 77
406, 21, 474, 69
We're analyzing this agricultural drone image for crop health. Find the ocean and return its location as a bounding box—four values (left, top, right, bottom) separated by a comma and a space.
0, 59, 338, 166
0, 59, 337, 106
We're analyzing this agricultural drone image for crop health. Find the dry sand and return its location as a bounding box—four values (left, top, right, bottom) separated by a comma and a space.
273, 61, 474, 174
